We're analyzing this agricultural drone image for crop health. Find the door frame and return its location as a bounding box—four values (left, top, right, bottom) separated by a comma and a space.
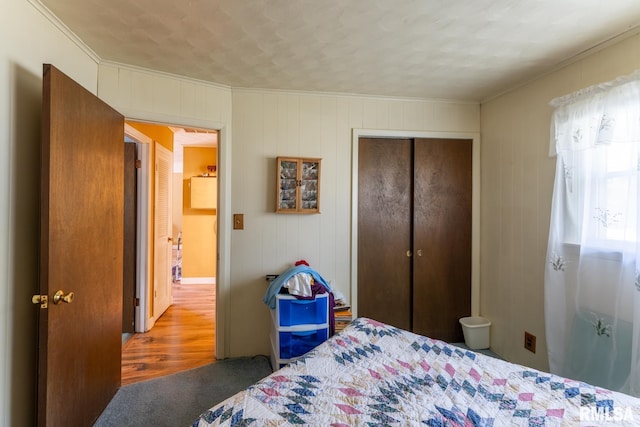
122, 118, 228, 358
350, 129, 481, 319
124, 124, 152, 332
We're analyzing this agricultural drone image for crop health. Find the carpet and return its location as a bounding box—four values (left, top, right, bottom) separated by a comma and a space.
94, 355, 273, 427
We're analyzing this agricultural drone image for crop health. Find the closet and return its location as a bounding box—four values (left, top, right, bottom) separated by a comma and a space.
357, 137, 471, 343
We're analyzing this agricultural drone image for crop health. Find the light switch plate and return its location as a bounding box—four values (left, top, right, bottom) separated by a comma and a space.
233, 214, 244, 230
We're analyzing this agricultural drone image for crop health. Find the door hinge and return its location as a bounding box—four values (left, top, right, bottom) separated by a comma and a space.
31, 294, 48, 309
135, 159, 142, 169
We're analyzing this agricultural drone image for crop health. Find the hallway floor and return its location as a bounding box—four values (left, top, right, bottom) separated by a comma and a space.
121, 283, 216, 385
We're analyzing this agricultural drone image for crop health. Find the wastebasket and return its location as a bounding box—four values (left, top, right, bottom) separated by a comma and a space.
459, 316, 491, 350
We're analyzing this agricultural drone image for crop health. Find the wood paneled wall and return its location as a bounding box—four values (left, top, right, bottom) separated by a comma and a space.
481, 32, 640, 372
97, 62, 480, 358
228, 90, 480, 356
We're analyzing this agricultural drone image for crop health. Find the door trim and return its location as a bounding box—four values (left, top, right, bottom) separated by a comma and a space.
120, 116, 228, 359
124, 124, 152, 332
351, 129, 481, 319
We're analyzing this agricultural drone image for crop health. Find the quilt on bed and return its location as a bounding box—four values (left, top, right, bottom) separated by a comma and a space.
194, 317, 640, 426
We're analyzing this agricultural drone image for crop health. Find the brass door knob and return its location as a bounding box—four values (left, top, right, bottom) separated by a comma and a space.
53, 290, 74, 304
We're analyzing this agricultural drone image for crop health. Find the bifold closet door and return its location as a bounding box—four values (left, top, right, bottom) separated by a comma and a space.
412, 138, 472, 342
357, 137, 471, 342
357, 138, 412, 330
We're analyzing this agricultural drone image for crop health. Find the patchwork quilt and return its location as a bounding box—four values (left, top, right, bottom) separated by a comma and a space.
193, 318, 640, 426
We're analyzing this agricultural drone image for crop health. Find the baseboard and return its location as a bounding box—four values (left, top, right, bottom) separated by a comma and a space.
179, 277, 216, 285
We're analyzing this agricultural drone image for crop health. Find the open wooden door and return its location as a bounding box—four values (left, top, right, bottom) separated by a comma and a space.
35, 64, 124, 426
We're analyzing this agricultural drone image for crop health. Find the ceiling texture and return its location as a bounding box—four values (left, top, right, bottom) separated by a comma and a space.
39, 0, 640, 102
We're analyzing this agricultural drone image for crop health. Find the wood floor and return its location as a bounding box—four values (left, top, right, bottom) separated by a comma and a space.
121, 283, 216, 385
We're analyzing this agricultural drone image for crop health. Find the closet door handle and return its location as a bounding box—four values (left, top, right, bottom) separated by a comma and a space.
406, 250, 412, 257
417, 249, 423, 257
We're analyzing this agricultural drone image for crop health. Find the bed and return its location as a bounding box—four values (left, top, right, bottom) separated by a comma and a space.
193, 317, 640, 426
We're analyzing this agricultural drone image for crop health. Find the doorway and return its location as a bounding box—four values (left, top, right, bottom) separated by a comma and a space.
123, 121, 219, 383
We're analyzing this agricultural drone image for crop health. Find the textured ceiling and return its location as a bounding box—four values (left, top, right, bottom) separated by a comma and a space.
39, 0, 640, 101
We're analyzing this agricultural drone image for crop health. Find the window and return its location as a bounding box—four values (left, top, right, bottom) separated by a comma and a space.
545, 72, 640, 396
555, 98, 640, 249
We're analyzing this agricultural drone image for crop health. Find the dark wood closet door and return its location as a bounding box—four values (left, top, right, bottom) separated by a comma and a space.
357, 138, 412, 330
412, 138, 472, 342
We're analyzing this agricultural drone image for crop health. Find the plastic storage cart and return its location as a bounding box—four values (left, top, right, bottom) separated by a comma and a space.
270, 292, 329, 370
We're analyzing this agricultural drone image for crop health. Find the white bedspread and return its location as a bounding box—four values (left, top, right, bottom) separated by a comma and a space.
194, 317, 640, 426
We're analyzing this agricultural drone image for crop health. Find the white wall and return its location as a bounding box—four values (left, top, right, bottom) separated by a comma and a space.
0, 1, 100, 425
480, 32, 640, 372
96, 63, 482, 356
228, 89, 480, 355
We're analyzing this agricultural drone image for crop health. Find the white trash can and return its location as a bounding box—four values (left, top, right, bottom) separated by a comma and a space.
459, 316, 491, 350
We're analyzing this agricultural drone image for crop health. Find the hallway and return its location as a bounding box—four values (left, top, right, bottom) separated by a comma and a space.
121, 283, 216, 385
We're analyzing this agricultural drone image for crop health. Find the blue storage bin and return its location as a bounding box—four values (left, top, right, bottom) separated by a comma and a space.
277, 293, 328, 326
279, 328, 329, 359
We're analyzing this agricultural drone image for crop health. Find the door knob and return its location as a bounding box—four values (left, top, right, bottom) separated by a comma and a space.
53, 290, 74, 304
417, 249, 423, 257
406, 250, 412, 257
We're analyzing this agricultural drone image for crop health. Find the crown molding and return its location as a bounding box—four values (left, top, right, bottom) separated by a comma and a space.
28, 0, 100, 63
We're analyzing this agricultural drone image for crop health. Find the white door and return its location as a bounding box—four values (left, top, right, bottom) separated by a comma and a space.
154, 142, 173, 320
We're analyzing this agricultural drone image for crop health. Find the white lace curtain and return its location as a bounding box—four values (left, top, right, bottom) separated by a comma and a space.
545, 71, 640, 396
